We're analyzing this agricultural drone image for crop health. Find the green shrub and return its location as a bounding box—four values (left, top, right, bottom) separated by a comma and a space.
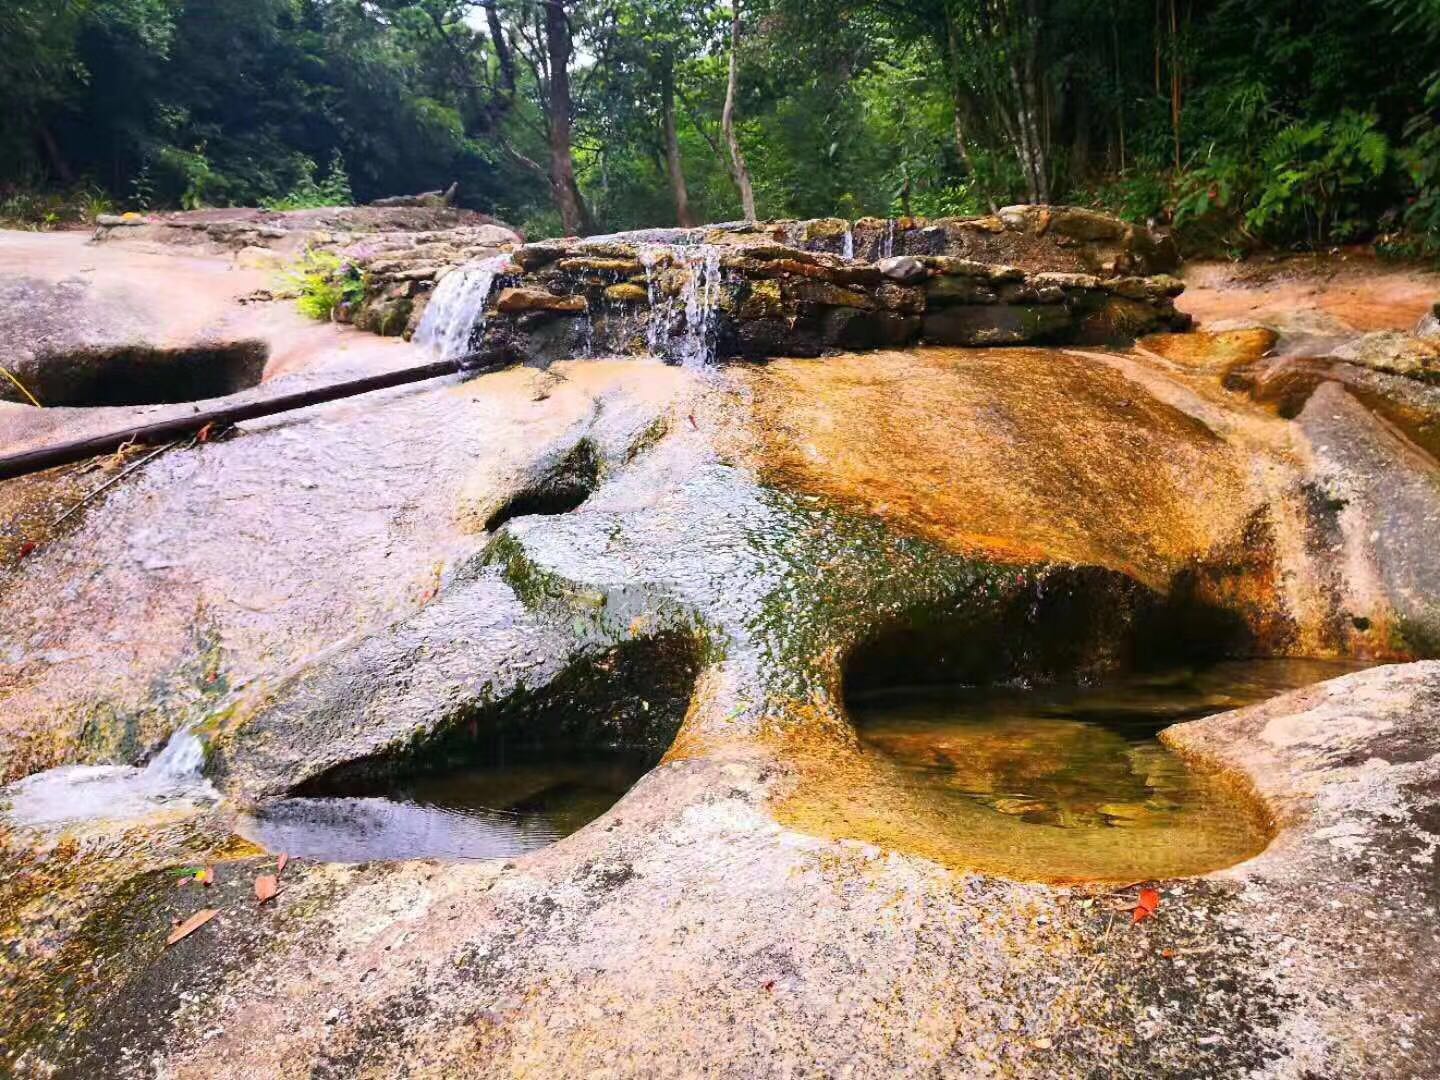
1174, 111, 1392, 250
281, 250, 366, 321
1084, 173, 1171, 227
153, 145, 220, 210
264, 151, 354, 211
1248, 112, 1391, 244
906, 183, 987, 219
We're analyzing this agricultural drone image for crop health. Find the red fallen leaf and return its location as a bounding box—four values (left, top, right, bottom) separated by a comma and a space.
196, 422, 215, 443
762, 980, 775, 992
276, 853, 289, 876
1161, 948, 1176, 959
166, 908, 219, 946
195, 867, 214, 886
687, 412, 698, 430
17, 541, 37, 559
255, 874, 279, 904
1133, 888, 1161, 924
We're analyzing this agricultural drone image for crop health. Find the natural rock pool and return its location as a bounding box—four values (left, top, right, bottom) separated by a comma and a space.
236, 751, 652, 862
781, 658, 1366, 883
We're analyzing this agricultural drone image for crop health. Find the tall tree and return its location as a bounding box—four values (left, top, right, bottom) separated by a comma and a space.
722, 2, 757, 219
541, 0, 593, 233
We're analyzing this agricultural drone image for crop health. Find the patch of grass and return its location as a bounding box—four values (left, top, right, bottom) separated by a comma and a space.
0, 184, 114, 231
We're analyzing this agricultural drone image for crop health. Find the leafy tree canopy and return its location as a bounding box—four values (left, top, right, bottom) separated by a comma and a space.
1, 0, 1436, 253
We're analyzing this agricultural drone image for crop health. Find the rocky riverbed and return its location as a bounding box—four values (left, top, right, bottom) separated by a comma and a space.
2, 221, 1439, 1077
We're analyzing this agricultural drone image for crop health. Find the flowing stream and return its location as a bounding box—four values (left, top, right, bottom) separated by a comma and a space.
637, 242, 724, 367
412, 254, 510, 362
3, 724, 217, 828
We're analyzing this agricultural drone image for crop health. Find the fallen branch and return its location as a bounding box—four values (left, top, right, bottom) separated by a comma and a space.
0, 355, 490, 482
0, 365, 42, 408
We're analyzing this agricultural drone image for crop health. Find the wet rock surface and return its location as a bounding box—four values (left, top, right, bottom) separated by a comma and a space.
356, 207, 1188, 360
2, 230, 1440, 1077
92, 204, 514, 257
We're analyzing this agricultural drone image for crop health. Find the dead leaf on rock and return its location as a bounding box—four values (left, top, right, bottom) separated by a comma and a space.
255, 874, 279, 904
166, 909, 218, 946
276, 853, 289, 876
1132, 888, 1161, 924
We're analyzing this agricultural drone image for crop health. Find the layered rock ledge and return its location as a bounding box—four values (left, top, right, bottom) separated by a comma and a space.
350, 206, 1188, 358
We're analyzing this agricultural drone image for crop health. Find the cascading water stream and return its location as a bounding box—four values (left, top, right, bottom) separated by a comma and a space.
638, 243, 724, 368
413, 254, 510, 362
842, 227, 855, 260
412, 234, 730, 372
2, 722, 218, 827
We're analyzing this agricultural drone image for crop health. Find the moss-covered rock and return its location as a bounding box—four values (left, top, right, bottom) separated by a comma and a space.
603, 283, 650, 305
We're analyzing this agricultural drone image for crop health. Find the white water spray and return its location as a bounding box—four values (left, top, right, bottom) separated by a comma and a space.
881, 219, 897, 260
3, 723, 217, 828
640, 243, 724, 368
841, 227, 855, 260
413, 254, 510, 362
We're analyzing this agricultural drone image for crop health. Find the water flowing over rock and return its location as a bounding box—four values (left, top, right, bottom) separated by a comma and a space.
412, 255, 511, 361
642, 243, 724, 367
342, 206, 1187, 368
414, 220, 1187, 370
4, 725, 215, 828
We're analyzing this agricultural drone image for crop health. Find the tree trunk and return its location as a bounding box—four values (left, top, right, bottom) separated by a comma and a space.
542, 0, 594, 235
38, 125, 74, 185
1112, 10, 1127, 171
1168, 0, 1182, 171
1070, 79, 1091, 186
944, 10, 997, 213
484, 0, 516, 95
661, 63, 696, 226
722, 3, 758, 220
1021, 0, 1050, 202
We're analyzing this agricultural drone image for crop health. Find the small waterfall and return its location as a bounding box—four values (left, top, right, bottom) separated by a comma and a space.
413, 254, 509, 362
841, 226, 855, 260
679, 245, 723, 368
3, 722, 217, 827
144, 723, 207, 785
881, 219, 897, 260
640, 243, 724, 368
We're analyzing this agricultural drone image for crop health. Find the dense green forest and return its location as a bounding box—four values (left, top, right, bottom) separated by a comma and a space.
3, 0, 1438, 252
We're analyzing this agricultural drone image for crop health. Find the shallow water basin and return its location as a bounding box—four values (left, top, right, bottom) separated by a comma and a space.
782, 659, 1365, 882
237, 752, 649, 863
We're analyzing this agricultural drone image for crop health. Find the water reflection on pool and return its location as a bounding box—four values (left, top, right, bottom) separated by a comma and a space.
783, 659, 1366, 882
237, 755, 648, 863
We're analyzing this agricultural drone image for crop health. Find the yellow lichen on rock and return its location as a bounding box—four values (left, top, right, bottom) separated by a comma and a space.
732, 347, 1254, 589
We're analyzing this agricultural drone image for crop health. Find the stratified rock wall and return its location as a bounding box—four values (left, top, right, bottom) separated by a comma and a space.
406, 208, 1188, 364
